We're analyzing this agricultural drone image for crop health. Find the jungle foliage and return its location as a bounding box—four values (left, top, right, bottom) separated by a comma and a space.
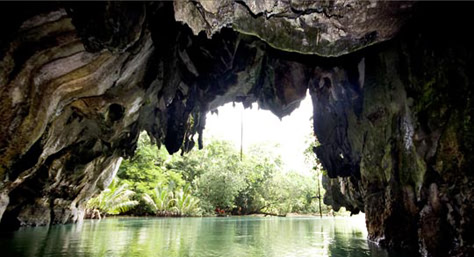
86, 132, 331, 217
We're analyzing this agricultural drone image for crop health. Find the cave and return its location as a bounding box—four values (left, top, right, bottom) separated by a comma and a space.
0, 1, 473, 257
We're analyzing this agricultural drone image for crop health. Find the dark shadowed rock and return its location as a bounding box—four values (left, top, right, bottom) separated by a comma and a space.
0, 2, 472, 257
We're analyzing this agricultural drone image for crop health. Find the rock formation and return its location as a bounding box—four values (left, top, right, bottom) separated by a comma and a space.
0, 1, 472, 257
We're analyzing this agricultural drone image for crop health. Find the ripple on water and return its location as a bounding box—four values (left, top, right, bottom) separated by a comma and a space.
0, 216, 409, 257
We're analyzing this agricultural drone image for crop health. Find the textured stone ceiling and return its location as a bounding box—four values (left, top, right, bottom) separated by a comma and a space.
0, 2, 473, 257
174, 0, 413, 56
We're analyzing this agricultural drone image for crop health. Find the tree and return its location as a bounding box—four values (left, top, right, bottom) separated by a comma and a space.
193, 140, 247, 213
87, 132, 332, 218
117, 132, 175, 195
234, 143, 281, 214
116, 132, 186, 214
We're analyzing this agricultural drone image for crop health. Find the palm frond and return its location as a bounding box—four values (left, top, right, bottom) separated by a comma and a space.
87, 179, 138, 216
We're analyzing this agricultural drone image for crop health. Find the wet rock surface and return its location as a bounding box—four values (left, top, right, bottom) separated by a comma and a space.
312, 5, 474, 256
175, 0, 413, 56
0, 1, 472, 257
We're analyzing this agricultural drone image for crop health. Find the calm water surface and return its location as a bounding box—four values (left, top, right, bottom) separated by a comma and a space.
0, 216, 404, 257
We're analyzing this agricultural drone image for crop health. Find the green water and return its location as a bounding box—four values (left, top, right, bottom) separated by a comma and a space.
0, 216, 403, 257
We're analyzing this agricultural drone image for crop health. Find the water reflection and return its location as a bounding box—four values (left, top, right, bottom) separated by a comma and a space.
0, 216, 405, 257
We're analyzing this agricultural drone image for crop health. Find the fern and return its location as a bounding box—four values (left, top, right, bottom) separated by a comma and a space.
87, 179, 138, 216
143, 184, 200, 216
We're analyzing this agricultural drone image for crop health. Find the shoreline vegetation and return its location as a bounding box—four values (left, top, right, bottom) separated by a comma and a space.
85, 210, 356, 221
86, 132, 336, 220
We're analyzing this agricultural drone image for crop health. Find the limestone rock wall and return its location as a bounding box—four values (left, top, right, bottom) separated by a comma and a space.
0, 1, 318, 228
0, 1, 472, 257
0, 2, 154, 226
311, 5, 474, 256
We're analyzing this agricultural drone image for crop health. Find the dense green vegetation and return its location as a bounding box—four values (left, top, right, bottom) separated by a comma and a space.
87, 132, 332, 218
86, 179, 139, 218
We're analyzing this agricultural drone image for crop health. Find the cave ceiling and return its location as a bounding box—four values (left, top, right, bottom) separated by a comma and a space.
0, 2, 473, 256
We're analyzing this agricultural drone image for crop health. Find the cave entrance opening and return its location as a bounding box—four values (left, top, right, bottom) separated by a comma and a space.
196, 90, 329, 217
205, 91, 314, 177
105, 91, 355, 218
